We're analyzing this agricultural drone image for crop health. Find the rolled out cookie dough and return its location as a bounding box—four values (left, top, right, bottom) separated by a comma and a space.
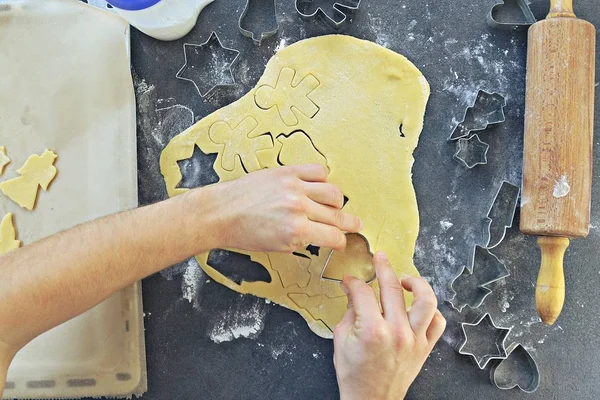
160, 35, 430, 339
0, 213, 21, 255
0, 149, 57, 211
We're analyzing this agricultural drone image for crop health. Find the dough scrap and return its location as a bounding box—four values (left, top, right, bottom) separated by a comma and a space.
0, 213, 21, 255
160, 35, 430, 339
0, 149, 58, 211
0, 146, 9, 175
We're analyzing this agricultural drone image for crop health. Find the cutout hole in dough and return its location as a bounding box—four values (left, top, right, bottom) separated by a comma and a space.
207, 249, 272, 284
176, 145, 219, 189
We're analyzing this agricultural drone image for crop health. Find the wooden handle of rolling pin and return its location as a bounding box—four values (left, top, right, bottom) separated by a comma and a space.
548, 0, 575, 18
520, 0, 595, 325
536, 237, 569, 325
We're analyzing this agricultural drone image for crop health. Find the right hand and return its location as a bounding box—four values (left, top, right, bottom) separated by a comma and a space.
206, 164, 363, 253
333, 252, 446, 400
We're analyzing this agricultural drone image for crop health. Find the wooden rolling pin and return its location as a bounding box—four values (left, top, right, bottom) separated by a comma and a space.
521, 0, 596, 325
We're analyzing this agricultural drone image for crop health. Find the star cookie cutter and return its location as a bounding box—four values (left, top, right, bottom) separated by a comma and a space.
453, 134, 489, 169
490, 343, 540, 393
295, 0, 361, 29
239, 0, 280, 46
176, 32, 241, 98
457, 313, 511, 369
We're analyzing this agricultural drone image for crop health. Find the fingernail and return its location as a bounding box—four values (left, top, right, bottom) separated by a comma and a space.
358, 218, 364, 231
375, 251, 388, 261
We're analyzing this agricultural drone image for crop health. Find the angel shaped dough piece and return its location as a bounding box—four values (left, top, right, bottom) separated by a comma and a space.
0, 213, 21, 255
0, 149, 58, 210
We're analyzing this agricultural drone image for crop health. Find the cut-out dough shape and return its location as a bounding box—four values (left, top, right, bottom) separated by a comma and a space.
0, 149, 58, 210
160, 35, 430, 339
208, 117, 272, 172
0, 146, 9, 175
322, 233, 375, 283
277, 131, 329, 171
0, 213, 21, 255
255, 67, 321, 126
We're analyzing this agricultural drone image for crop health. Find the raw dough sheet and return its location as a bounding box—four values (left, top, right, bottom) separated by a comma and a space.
0, 0, 146, 398
161, 35, 430, 339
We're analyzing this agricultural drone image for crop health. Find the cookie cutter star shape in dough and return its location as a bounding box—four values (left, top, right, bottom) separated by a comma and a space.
458, 313, 511, 369
254, 67, 321, 126
208, 117, 273, 172
176, 32, 241, 98
454, 134, 489, 169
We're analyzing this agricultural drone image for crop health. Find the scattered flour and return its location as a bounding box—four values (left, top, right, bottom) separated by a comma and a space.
208, 297, 268, 344
553, 175, 571, 198
182, 258, 205, 304
440, 220, 453, 231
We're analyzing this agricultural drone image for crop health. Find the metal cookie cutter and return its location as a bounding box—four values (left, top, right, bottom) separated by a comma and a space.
449, 246, 509, 312
295, 0, 361, 30
449, 90, 506, 141
487, 0, 537, 31
453, 134, 489, 169
485, 181, 520, 249
239, 0, 280, 46
458, 313, 511, 369
321, 233, 376, 283
176, 32, 241, 98
490, 343, 540, 393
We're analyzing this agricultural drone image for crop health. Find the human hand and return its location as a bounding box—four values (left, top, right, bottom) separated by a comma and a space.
206, 164, 362, 253
333, 252, 446, 400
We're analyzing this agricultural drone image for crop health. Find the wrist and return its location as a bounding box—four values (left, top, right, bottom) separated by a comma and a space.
181, 185, 229, 251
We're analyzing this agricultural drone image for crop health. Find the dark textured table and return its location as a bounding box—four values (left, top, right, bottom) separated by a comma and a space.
130, 1, 600, 398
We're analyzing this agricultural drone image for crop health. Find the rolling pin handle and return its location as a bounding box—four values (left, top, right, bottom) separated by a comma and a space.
548, 0, 576, 18
536, 236, 570, 325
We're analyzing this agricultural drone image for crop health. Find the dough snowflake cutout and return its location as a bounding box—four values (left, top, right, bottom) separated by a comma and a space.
254, 67, 320, 126
0, 149, 58, 210
0, 213, 21, 255
0, 146, 9, 175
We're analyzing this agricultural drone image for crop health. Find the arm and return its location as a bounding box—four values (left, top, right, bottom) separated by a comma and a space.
0, 164, 361, 394
334, 253, 446, 400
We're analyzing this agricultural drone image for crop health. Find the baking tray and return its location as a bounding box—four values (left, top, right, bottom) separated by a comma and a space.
0, 0, 146, 398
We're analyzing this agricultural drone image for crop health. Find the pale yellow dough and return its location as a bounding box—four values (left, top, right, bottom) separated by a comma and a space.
0, 213, 21, 255
0, 146, 9, 175
0, 149, 58, 211
160, 35, 430, 339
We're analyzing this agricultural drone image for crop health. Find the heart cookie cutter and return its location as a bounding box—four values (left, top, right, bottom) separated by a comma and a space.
490, 343, 540, 393
320, 233, 376, 284
457, 313, 511, 369
487, 0, 537, 31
